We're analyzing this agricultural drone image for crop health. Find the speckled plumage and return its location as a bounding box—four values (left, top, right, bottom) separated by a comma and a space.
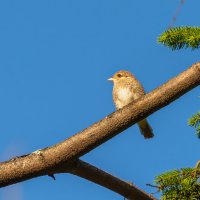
109, 70, 154, 139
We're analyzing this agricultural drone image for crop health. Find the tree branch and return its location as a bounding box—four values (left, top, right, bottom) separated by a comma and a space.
0, 62, 199, 190
66, 159, 157, 200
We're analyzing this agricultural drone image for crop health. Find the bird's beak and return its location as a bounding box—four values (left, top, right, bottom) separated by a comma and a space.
108, 77, 114, 81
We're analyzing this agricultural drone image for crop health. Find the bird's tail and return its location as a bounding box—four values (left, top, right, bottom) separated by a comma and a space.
138, 119, 154, 139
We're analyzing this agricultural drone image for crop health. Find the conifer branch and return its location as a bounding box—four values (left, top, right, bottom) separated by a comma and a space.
153, 162, 200, 199
188, 112, 200, 138
158, 27, 200, 50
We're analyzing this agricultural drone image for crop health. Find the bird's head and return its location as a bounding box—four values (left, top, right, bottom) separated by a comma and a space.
108, 70, 134, 83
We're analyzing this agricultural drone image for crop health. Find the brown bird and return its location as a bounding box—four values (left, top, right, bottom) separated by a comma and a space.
108, 70, 154, 139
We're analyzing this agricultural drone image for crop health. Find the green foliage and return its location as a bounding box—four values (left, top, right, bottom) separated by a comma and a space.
154, 167, 200, 199
158, 26, 200, 50
188, 112, 200, 138
155, 25, 200, 200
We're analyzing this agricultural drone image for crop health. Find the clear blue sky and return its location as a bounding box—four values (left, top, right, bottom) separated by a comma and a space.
0, 1, 199, 199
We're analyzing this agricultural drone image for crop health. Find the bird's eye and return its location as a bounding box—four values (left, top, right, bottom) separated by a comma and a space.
117, 74, 122, 78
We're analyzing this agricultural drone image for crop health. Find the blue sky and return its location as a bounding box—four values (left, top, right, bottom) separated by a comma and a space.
0, 0, 199, 199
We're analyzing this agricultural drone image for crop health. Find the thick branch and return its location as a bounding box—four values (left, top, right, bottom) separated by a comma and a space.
66, 159, 157, 200
0, 62, 200, 189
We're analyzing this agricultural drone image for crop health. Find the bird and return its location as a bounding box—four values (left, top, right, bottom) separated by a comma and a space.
108, 70, 154, 139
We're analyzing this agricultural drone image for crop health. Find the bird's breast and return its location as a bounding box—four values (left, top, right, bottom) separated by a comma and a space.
114, 87, 135, 109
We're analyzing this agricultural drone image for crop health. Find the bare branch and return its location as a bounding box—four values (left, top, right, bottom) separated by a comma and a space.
66, 159, 157, 200
0, 62, 199, 190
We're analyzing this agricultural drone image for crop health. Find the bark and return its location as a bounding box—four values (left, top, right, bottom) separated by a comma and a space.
67, 159, 157, 200
0, 62, 199, 198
